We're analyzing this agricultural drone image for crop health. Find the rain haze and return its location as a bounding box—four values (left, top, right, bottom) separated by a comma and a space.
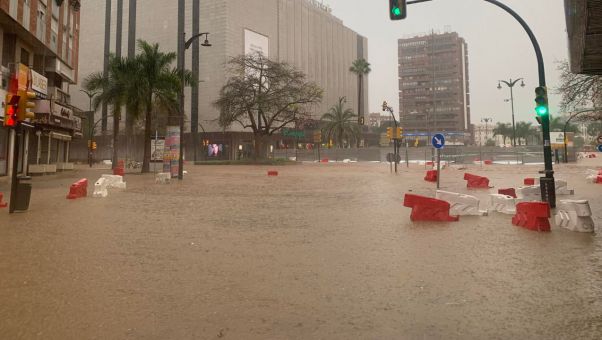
326, 0, 569, 123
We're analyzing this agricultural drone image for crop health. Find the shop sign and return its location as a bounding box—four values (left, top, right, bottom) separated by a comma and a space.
31, 70, 48, 96
73, 116, 82, 137
52, 102, 73, 120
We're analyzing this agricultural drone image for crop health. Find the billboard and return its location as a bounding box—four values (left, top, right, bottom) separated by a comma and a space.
550, 132, 574, 148
244, 29, 269, 56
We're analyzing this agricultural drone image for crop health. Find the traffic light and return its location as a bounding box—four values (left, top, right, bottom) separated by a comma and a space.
535, 86, 549, 117
3, 94, 20, 127
389, 0, 407, 20
395, 127, 403, 139
386, 127, 393, 139
92, 141, 97, 150
17, 90, 36, 121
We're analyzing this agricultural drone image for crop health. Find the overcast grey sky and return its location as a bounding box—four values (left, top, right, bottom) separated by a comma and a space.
325, 0, 569, 125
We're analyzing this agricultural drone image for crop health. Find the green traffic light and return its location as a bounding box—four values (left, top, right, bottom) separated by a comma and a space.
393, 7, 401, 16
536, 106, 548, 116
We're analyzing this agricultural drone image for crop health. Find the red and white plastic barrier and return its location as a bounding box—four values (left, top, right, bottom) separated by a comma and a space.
101, 175, 126, 189
512, 202, 551, 232
517, 185, 541, 202
403, 194, 459, 222
489, 194, 517, 215
498, 188, 517, 198
424, 170, 438, 182
67, 179, 88, 200
436, 190, 487, 216
93, 177, 108, 198
464, 173, 492, 189
267, 170, 279, 177
0, 192, 7, 208
155, 172, 171, 184
555, 179, 575, 196
555, 200, 595, 233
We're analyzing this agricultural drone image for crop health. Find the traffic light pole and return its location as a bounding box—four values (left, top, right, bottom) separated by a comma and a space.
407, 0, 556, 207
9, 124, 20, 213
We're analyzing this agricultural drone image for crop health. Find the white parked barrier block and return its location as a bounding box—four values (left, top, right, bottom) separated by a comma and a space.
555, 179, 575, 195
489, 194, 517, 215
93, 177, 108, 198
517, 185, 541, 202
555, 200, 595, 233
101, 174, 127, 189
436, 190, 488, 216
155, 172, 171, 184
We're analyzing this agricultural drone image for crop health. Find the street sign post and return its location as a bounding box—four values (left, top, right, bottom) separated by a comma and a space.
432, 133, 445, 189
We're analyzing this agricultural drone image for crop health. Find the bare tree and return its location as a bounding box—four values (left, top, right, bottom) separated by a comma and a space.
215, 53, 323, 158
557, 60, 602, 114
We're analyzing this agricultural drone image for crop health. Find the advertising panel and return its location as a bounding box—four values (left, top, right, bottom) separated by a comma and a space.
151, 138, 165, 162
163, 126, 180, 178
550, 132, 574, 148
31, 70, 48, 96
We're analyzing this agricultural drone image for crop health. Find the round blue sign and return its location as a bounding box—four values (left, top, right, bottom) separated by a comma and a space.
432, 134, 445, 149
597, 144, 602, 153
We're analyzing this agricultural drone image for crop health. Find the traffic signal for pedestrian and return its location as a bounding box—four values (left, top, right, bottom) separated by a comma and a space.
389, 0, 407, 20
395, 127, 403, 139
17, 90, 36, 121
3, 94, 20, 127
386, 127, 393, 139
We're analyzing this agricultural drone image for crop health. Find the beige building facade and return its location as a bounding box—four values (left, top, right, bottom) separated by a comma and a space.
74, 0, 368, 135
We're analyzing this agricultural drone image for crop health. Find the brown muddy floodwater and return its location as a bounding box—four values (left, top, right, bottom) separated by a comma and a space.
0, 162, 601, 339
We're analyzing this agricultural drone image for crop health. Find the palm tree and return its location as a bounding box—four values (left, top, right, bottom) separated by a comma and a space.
493, 122, 512, 146
349, 58, 371, 118
515, 121, 533, 145
84, 55, 140, 168
321, 97, 359, 148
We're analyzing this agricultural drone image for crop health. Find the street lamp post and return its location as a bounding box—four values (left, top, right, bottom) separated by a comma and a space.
178, 32, 211, 180
497, 78, 524, 147
80, 89, 98, 167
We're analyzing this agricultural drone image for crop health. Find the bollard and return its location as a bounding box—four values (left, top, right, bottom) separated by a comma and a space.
498, 188, 517, 198
436, 190, 487, 216
424, 170, 438, 182
267, 170, 279, 177
512, 202, 551, 232
489, 194, 517, 215
0, 192, 7, 208
403, 194, 459, 222
67, 179, 88, 200
464, 173, 492, 189
93, 177, 108, 198
555, 200, 595, 233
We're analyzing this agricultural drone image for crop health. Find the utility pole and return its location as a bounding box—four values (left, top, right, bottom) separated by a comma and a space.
191, 0, 200, 163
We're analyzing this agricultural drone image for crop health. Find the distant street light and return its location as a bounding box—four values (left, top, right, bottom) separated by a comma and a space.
497, 78, 525, 147
80, 89, 98, 167
481, 117, 493, 145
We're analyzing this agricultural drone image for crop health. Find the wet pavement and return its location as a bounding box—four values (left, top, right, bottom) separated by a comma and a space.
1, 161, 601, 339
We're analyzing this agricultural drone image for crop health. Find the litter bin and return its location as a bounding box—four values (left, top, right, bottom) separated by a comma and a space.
14, 176, 32, 211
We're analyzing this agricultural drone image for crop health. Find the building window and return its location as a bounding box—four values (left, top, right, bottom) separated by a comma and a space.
9, 0, 17, 18
21, 48, 30, 66
37, 2, 47, 42
23, 0, 31, 29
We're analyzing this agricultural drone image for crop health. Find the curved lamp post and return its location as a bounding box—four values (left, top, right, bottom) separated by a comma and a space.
497, 78, 525, 147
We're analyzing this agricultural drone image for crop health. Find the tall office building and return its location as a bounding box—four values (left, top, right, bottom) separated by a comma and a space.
74, 0, 368, 159
398, 32, 471, 144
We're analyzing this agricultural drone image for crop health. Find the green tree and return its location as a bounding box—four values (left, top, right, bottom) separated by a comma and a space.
215, 53, 323, 159
321, 97, 359, 148
84, 55, 140, 168
493, 122, 512, 146
550, 116, 579, 133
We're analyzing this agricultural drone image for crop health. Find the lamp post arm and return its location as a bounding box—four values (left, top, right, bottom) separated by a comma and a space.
185, 32, 210, 50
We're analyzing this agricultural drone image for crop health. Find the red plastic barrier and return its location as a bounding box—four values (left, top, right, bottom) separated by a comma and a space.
524, 178, 535, 186
424, 170, 438, 182
321, 158, 329, 163
0, 193, 7, 208
403, 194, 459, 222
498, 188, 517, 198
464, 173, 491, 189
267, 170, 279, 177
484, 160, 493, 165
512, 202, 551, 232
596, 176, 602, 184
113, 167, 125, 176
67, 179, 88, 200
425, 161, 434, 166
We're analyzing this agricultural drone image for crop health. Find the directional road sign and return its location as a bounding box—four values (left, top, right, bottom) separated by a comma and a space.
432, 133, 445, 149
597, 144, 602, 153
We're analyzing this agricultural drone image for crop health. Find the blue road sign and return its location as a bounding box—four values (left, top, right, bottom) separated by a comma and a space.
432, 133, 445, 149
598, 144, 602, 153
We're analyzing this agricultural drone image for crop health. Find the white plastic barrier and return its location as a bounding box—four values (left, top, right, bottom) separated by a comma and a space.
436, 190, 488, 216
555, 200, 595, 233
586, 169, 601, 183
432, 161, 449, 170
517, 185, 541, 202
489, 194, 517, 215
93, 177, 108, 198
101, 174, 127, 189
155, 172, 171, 184
555, 179, 575, 195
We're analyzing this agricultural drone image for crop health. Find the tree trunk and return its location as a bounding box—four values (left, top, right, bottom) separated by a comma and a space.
356, 75, 362, 148
253, 132, 268, 160
112, 110, 120, 169
142, 109, 152, 173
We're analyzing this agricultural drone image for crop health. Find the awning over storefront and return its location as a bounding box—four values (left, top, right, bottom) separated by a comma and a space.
49, 131, 72, 141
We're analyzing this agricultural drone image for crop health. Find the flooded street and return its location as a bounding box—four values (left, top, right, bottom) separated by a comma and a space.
1, 163, 601, 339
